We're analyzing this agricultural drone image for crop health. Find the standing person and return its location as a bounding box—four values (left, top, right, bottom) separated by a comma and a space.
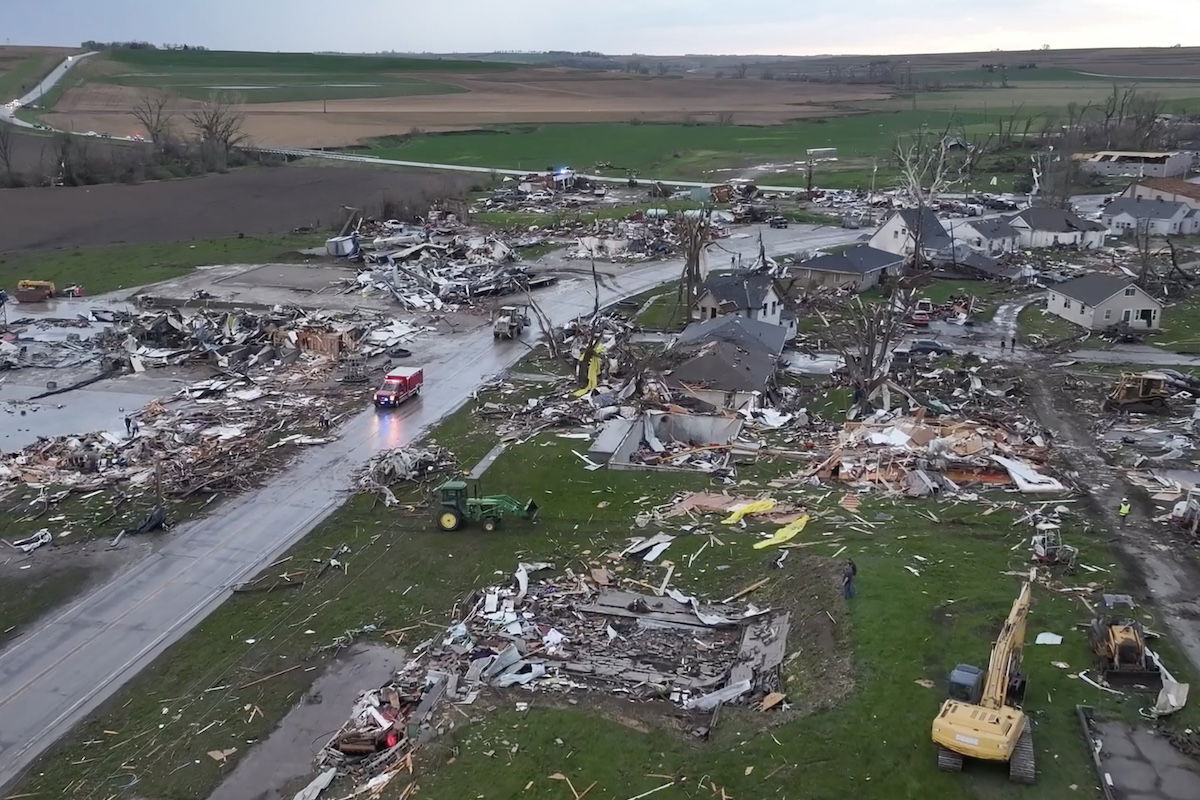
1118, 498, 1132, 525
124, 414, 132, 436
1010, 335, 1017, 351
129, 417, 140, 438
1000, 338, 1007, 352
319, 412, 331, 432
842, 560, 857, 599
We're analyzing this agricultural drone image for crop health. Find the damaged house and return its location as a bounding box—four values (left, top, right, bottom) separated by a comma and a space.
868, 207, 952, 259
691, 272, 792, 333
787, 244, 904, 292
666, 339, 777, 412
1004, 207, 1107, 249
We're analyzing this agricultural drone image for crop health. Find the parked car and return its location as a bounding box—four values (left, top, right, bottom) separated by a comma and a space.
910, 339, 954, 356
767, 216, 789, 229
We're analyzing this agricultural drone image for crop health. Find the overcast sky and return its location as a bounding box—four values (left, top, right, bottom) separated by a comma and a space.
5, 0, 1193, 55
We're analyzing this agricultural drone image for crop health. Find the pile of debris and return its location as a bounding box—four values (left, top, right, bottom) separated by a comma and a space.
357, 447, 454, 506
802, 410, 1060, 496
1, 362, 347, 500
3, 305, 427, 374
318, 561, 788, 782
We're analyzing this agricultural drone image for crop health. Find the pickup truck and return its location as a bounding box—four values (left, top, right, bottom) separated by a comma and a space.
373, 367, 424, 408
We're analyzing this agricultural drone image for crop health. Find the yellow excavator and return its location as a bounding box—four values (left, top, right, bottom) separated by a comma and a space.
931, 582, 1035, 784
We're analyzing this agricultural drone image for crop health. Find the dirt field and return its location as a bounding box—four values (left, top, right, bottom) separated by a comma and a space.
0, 166, 475, 252
46, 68, 893, 148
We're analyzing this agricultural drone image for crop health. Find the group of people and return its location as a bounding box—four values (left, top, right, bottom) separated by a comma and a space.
999, 336, 1018, 352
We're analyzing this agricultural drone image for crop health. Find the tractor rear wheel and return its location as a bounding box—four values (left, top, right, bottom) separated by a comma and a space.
483, 517, 501, 532
437, 507, 463, 532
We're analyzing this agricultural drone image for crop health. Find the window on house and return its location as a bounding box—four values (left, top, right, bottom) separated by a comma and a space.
1104, 309, 1112, 320
761, 303, 767, 315
1064, 300, 1072, 310
893, 230, 899, 239
1080, 305, 1087, 315
1124, 287, 1136, 296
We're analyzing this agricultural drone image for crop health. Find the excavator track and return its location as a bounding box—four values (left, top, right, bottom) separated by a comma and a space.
1009, 724, 1036, 784
936, 747, 963, 772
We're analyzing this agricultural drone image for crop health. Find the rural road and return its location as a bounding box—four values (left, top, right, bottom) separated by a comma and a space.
0, 223, 859, 790
0, 51, 97, 128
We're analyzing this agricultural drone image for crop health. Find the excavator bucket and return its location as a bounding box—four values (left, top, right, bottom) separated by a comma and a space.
524, 499, 540, 519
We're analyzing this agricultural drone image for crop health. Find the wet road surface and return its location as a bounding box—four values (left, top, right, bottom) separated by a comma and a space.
0, 223, 859, 789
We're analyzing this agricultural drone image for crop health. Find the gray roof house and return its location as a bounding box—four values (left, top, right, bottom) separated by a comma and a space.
675, 315, 788, 357
869, 207, 952, 257
667, 340, 777, 412
692, 272, 789, 329
788, 244, 904, 292
1006, 207, 1107, 249
1102, 198, 1200, 236
1045, 274, 1163, 331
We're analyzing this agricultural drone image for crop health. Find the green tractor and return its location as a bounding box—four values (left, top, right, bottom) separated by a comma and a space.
433, 480, 539, 532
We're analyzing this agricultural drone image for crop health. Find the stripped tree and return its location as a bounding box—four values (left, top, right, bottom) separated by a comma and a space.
131, 95, 175, 153
893, 124, 988, 268
0, 124, 14, 185
185, 93, 247, 168
827, 282, 921, 419
676, 210, 712, 312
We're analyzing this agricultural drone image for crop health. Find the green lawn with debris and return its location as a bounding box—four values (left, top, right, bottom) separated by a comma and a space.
636, 291, 690, 331
14, 356, 1200, 800
0, 233, 326, 296
1156, 293, 1200, 353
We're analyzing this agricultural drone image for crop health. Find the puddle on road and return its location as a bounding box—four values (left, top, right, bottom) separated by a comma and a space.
207, 643, 404, 800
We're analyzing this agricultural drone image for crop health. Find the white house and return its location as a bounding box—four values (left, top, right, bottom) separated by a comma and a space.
1120, 178, 1200, 211
945, 217, 1020, 256
1005, 207, 1107, 249
869, 208, 952, 258
1046, 274, 1163, 331
692, 272, 787, 328
1103, 198, 1200, 237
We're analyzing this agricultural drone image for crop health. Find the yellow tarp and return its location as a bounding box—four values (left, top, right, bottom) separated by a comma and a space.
753, 515, 810, 549
573, 346, 606, 398
721, 499, 777, 525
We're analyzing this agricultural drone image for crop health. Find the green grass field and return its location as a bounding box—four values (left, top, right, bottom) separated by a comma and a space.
41, 48, 514, 107
0, 233, 326, 295
0, 49, 68, 101
107, 48, 518, 74
360, 110, 1011, 183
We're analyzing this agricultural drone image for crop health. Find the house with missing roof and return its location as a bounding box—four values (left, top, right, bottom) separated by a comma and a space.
665, 340, 777, 412
788, 244, 904, 292
869, 208, 952, 258
1045, 274, 1163, 331
1078, 151, 1191, 179
691, 272, 792, 333
1005, 207, 1107, 249
674, 315, 788, 357
667, 315, 786, 411
1120, 178, 1200, 210
1103, 198, 1200, 237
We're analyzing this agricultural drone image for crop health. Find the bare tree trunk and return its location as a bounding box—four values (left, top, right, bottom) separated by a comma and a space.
676, 211, 711, 314
0, 124, 14, 184
131, 95, 175, 154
